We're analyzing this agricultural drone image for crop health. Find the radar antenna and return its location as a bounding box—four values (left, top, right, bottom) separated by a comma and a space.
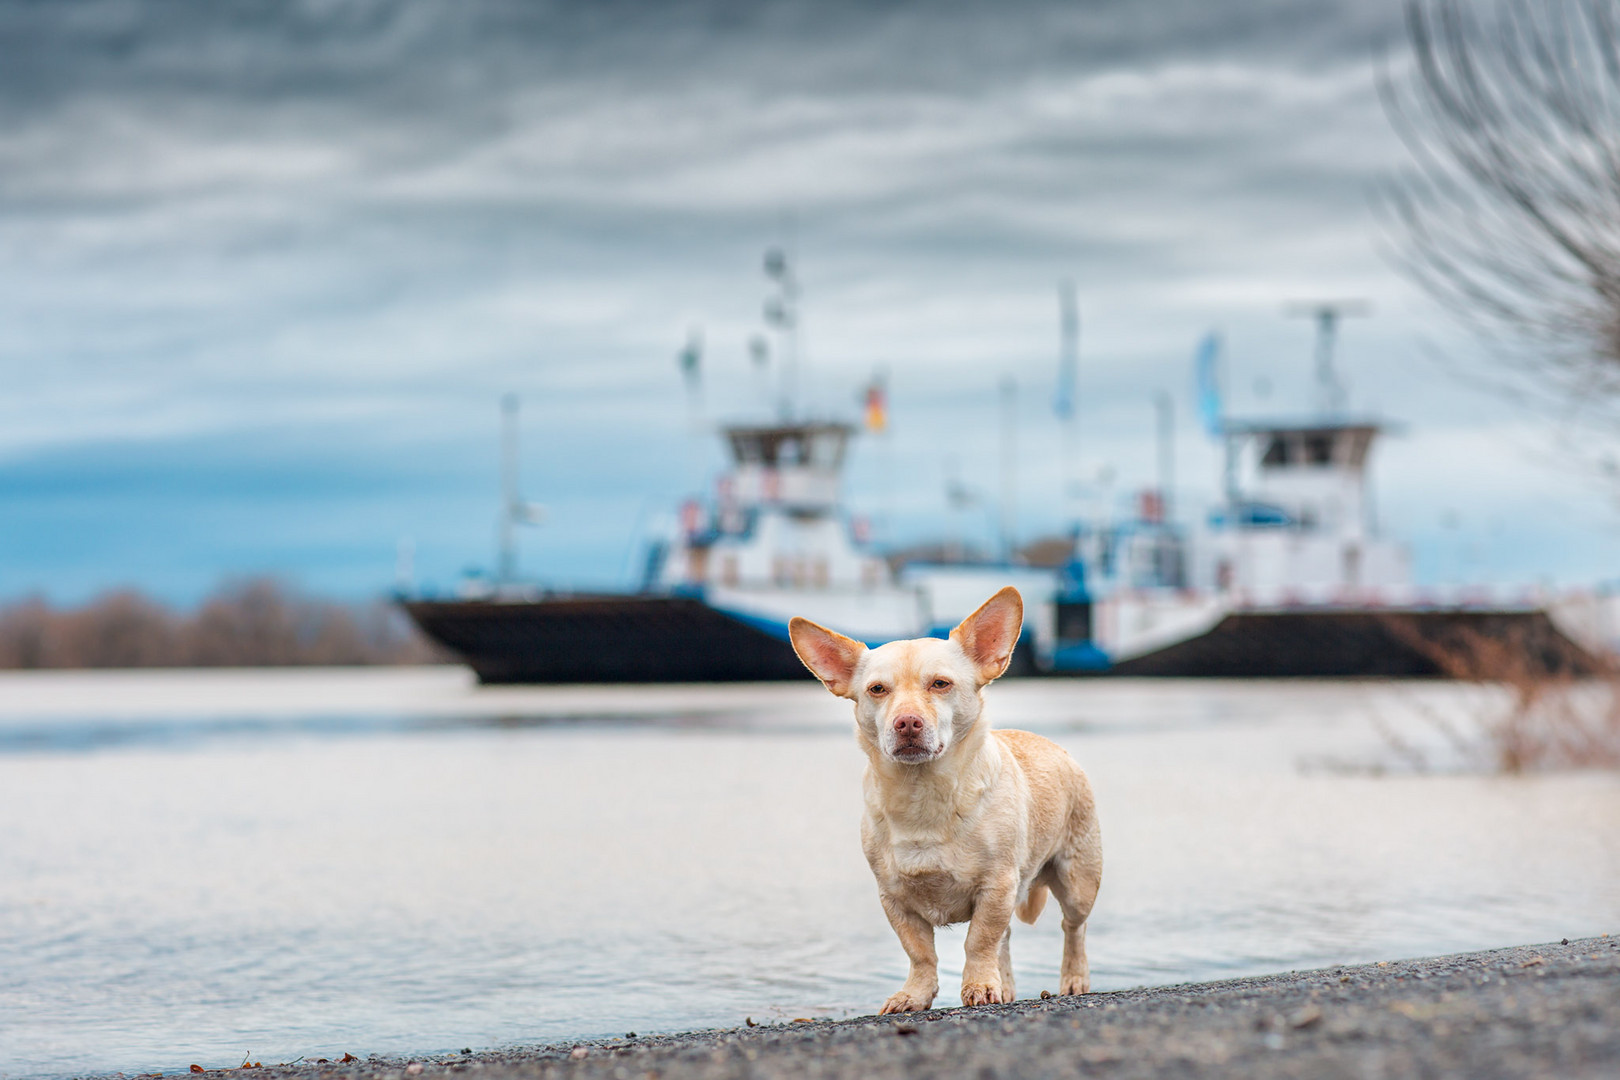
1285, 300, 1370, 416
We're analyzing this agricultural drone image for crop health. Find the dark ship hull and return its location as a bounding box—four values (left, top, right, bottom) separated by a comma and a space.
1109, 608, 1598, 678
402, 594, 812, 683
402, 596, 1600, 683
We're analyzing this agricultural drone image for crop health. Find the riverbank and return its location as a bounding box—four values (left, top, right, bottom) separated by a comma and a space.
174, 937, 1617, 1080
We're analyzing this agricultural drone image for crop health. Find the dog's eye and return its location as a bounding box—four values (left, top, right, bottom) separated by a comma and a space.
931, 678, 952, 690
867, 683, 887, 696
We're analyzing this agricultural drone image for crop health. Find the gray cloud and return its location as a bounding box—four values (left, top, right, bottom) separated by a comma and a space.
0, 0, 1609, 600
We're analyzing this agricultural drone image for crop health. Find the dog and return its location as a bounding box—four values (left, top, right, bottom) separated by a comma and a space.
788, 585, 1102, 1013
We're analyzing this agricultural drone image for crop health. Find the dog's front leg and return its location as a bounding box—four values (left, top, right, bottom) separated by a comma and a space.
877, 894, 939, 1014
960, 875, 1017, 1006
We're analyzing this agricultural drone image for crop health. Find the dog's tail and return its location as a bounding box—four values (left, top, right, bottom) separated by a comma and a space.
1015, 884, 1048, 925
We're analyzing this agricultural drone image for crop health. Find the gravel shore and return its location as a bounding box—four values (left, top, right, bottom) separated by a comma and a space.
180, 937, 1618, 1080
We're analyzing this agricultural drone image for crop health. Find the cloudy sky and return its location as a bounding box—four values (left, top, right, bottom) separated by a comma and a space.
0, 0, 1615, 605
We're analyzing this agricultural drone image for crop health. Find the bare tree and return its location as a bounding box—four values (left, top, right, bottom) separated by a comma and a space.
1378, 0, 1620, 414
0, 579, 445, 669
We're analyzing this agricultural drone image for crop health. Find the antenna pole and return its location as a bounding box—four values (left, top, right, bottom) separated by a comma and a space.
1318, 309, 1338, 412
1223, 432, 1237, 511
786, 217, 800, 419
1057, 280, 1080, 524
944, 458, 965, 562
498, 393, 520, 585
1154, 390, 1174, 522
763, 237, 801, 421
394, 535, 416, 597
678, 328, 704, 495
1000, 376, 1018, 562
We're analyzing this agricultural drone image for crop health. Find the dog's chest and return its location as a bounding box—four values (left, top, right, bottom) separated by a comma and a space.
884, 832, 983, 925
862, 762, 1005, 926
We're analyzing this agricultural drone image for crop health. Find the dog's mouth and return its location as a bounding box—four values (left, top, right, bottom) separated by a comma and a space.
890, 744, 942, 764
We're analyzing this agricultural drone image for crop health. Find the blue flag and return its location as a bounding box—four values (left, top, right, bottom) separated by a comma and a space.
678, 329, 702, 389
1194, 332, 1222, 437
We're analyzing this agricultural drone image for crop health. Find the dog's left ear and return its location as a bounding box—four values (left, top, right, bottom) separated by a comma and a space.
789, 617, 867, 698
950, 586, 1023, 683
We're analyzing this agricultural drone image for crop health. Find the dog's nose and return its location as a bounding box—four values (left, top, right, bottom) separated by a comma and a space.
893, 714, 925, 734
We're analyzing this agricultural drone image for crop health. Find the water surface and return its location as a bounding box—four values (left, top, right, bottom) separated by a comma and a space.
1, 669, 1616, 1078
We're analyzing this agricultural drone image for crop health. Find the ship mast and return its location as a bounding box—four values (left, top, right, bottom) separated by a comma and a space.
496, 393, 545, 587
1055, 279, 1080, 523
763, 243, 802, 421
1154, 390, 1174, 522
1285, 300, 1369, 416
1000, 376, 1019, 561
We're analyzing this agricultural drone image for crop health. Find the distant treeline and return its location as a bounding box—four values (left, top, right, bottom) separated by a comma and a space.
0, 579, 445, 669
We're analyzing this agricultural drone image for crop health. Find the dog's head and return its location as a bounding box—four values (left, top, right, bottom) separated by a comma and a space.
788, 586, 1023, 765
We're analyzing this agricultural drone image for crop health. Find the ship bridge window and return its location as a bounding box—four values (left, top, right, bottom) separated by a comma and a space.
1259, 433, 1336, 468
1260, 437, 1291, 467
1305, 434, 1334, 465
729, 427, 849, 469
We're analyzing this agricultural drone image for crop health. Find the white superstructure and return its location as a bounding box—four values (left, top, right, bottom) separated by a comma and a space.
1075, 298, 1427, 667
1081, 419, 1416, 665
1194, 419, 1411, 605
652, 422, 890, 595
649, 420, 1062, 654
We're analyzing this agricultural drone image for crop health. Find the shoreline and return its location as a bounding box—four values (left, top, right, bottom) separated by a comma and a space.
159, 937, 1618, 1080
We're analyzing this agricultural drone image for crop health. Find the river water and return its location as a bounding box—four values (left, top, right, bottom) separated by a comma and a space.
2, 669, 1617, 1078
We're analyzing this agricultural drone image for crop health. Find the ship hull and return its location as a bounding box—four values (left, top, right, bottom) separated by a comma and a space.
402, 595, 812, 683
1106, 608, 1597, 678
404, 597, 1599, 683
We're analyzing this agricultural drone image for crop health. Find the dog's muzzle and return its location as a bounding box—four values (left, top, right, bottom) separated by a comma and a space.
889, 714, 939, 763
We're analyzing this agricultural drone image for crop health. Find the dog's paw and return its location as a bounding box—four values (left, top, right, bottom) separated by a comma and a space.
1057, 974, 1090, 996
879, 989, 936, 1014
959, 981, 1007, 1007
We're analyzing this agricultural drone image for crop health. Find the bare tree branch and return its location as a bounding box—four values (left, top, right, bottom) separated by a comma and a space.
1380, 0, 1620, 419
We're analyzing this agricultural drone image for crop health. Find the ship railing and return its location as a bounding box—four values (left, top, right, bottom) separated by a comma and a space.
1224, 583, 1544, 612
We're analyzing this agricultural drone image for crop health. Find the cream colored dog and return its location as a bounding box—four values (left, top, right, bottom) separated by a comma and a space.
789, 586, 1102, 1014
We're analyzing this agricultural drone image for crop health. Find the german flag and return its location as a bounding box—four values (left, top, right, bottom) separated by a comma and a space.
864, 376, 887, 433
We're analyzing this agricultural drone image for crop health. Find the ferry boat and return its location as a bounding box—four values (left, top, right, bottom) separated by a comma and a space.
401, 285, 1594, 682
1058, 309, 1593, 677
1076, 415, 1587, 677
401, 416, 1066, 682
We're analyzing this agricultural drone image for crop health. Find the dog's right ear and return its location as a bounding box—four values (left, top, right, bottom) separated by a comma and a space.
951, 585, 1024, 683
788, 617, 866, 698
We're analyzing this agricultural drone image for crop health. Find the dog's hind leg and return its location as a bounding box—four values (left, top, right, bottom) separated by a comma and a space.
1049, 852, 1101, 996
